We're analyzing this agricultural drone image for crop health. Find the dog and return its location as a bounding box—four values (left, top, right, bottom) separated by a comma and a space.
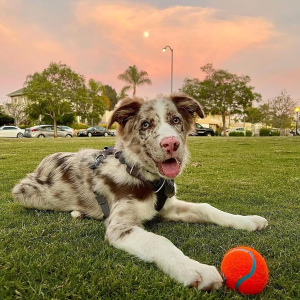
13, 93, 268, 291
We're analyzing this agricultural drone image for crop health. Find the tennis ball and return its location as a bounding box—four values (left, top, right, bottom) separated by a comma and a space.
221, 246, 269, 294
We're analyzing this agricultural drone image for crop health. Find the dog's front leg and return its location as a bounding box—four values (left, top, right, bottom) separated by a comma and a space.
160, 198, 268, 231
105, 209, 222, 291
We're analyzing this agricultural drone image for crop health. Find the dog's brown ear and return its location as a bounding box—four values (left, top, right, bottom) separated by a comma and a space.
171, 93, 205, 132
171, 93, 205, 119
108, 97, 144, 129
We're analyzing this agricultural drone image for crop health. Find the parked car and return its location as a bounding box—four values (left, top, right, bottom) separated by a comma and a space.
58, 125, 75, 135
225, 127, 246, 136
189, 123, 215, 136
289, 129, 300, 136
77, 126, 113, 137
0, 125, 24, 138
23, 125, 73, 138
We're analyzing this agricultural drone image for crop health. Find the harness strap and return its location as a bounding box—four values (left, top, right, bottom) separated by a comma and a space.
91, 147, 175, 218
94, 191, 110, 219
124, 162, 175, 212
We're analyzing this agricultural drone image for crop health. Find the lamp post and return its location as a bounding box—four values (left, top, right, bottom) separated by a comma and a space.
295, 107, 300, 136
162, 45, 173, 94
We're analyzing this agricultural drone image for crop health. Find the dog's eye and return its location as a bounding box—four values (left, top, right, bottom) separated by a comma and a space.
173, 116, 180, 124
141, 121, 150, 129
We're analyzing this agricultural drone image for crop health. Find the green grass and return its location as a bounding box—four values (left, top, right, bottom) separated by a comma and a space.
1, 136, 300, 299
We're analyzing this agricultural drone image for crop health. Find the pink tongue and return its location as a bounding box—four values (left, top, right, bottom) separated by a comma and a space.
161, 159, 180, 178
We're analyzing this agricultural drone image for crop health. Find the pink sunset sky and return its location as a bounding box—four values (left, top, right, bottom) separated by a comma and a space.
1, 0, 300, 105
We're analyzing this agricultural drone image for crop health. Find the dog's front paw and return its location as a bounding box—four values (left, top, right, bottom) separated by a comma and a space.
176, 259, 223, 291
233, 215, 268, 231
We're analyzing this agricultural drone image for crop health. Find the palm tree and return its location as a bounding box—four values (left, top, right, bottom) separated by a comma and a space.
86, 79, 110, 125
119, 86, 130, 100
117, 65, 152, 97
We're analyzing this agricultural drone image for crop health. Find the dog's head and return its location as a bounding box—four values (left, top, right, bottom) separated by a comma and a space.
108, 93, 204, 179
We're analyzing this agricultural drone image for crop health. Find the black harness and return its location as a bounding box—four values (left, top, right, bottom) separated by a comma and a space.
90, 146, 175, 218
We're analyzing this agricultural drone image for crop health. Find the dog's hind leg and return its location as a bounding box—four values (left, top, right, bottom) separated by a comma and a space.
71, 210, 85, 218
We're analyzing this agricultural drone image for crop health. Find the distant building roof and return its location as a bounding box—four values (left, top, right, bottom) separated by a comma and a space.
7, 88, 24, 97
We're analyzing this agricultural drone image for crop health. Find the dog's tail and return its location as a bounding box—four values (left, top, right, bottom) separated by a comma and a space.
12, 173, 54, 211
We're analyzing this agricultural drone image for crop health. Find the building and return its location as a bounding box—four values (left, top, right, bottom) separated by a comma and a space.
5, 88, 28, 126
7, 88, 27, 106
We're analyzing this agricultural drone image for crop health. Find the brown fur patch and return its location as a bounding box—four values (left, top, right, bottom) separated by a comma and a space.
102, 175, 153, 201
171, 93, 205, 132
55, 154, 74, 169
119, 229, 133, 239
36, 178, 46, 185
54, 191, 63, 199
77, 198, 91, 209
108, 97, 144, 129
45, 172, 53, 186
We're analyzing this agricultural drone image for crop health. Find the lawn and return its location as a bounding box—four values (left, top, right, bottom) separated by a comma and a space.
0, 136, 299, 299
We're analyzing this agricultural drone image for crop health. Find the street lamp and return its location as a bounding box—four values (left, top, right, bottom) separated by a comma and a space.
162, 45, 173, 94
295, 107, 300, 136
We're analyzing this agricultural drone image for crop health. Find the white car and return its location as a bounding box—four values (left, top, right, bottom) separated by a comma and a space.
0, 125, 25, 138
225, 127, 246, 136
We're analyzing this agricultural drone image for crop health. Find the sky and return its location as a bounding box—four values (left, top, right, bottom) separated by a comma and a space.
1, 0, 300, 106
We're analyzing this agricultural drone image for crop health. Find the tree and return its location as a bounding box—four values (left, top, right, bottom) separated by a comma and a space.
4, 101, 27, 127
180, 63, 261, 132
42, 112, 76, 126
258, 103, 272, 127
117, 65, 152, 97
0, 107, 14, 126
244, 107, 263, 124
72, 79, 109, 126
104, 85, 118, 110
268, 89, 296, 130
119, 86, 130, 100
24, 62, 86, 137
86, 79, 109, 125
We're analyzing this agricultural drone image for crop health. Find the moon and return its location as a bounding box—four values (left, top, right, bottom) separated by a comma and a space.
144, 31, 149, 38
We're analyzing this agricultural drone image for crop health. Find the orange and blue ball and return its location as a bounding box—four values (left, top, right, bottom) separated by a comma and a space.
221, 246, 269, 294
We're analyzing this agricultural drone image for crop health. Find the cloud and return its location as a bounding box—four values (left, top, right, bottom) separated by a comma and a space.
0, 0, 292, 100
72, 0, 279, 95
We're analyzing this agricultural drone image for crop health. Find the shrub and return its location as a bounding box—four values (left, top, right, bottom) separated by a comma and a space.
19, 125, 32, 129
270, 130, 280, 136
0, 114, 14, 126
229, 131, 245, 137
259, 128, 271, 136
259, 128, 280, 136
246, 130, 252, 137
71, 123, 89, 130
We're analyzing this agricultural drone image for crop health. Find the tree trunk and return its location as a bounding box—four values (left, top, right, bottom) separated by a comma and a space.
222, 113, 226, 134
53, 114, 57, 138
133, 85, 136, 97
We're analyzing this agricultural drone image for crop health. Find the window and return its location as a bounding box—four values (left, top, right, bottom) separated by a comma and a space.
4, 126, 17, 130
40, 126, 52, 131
